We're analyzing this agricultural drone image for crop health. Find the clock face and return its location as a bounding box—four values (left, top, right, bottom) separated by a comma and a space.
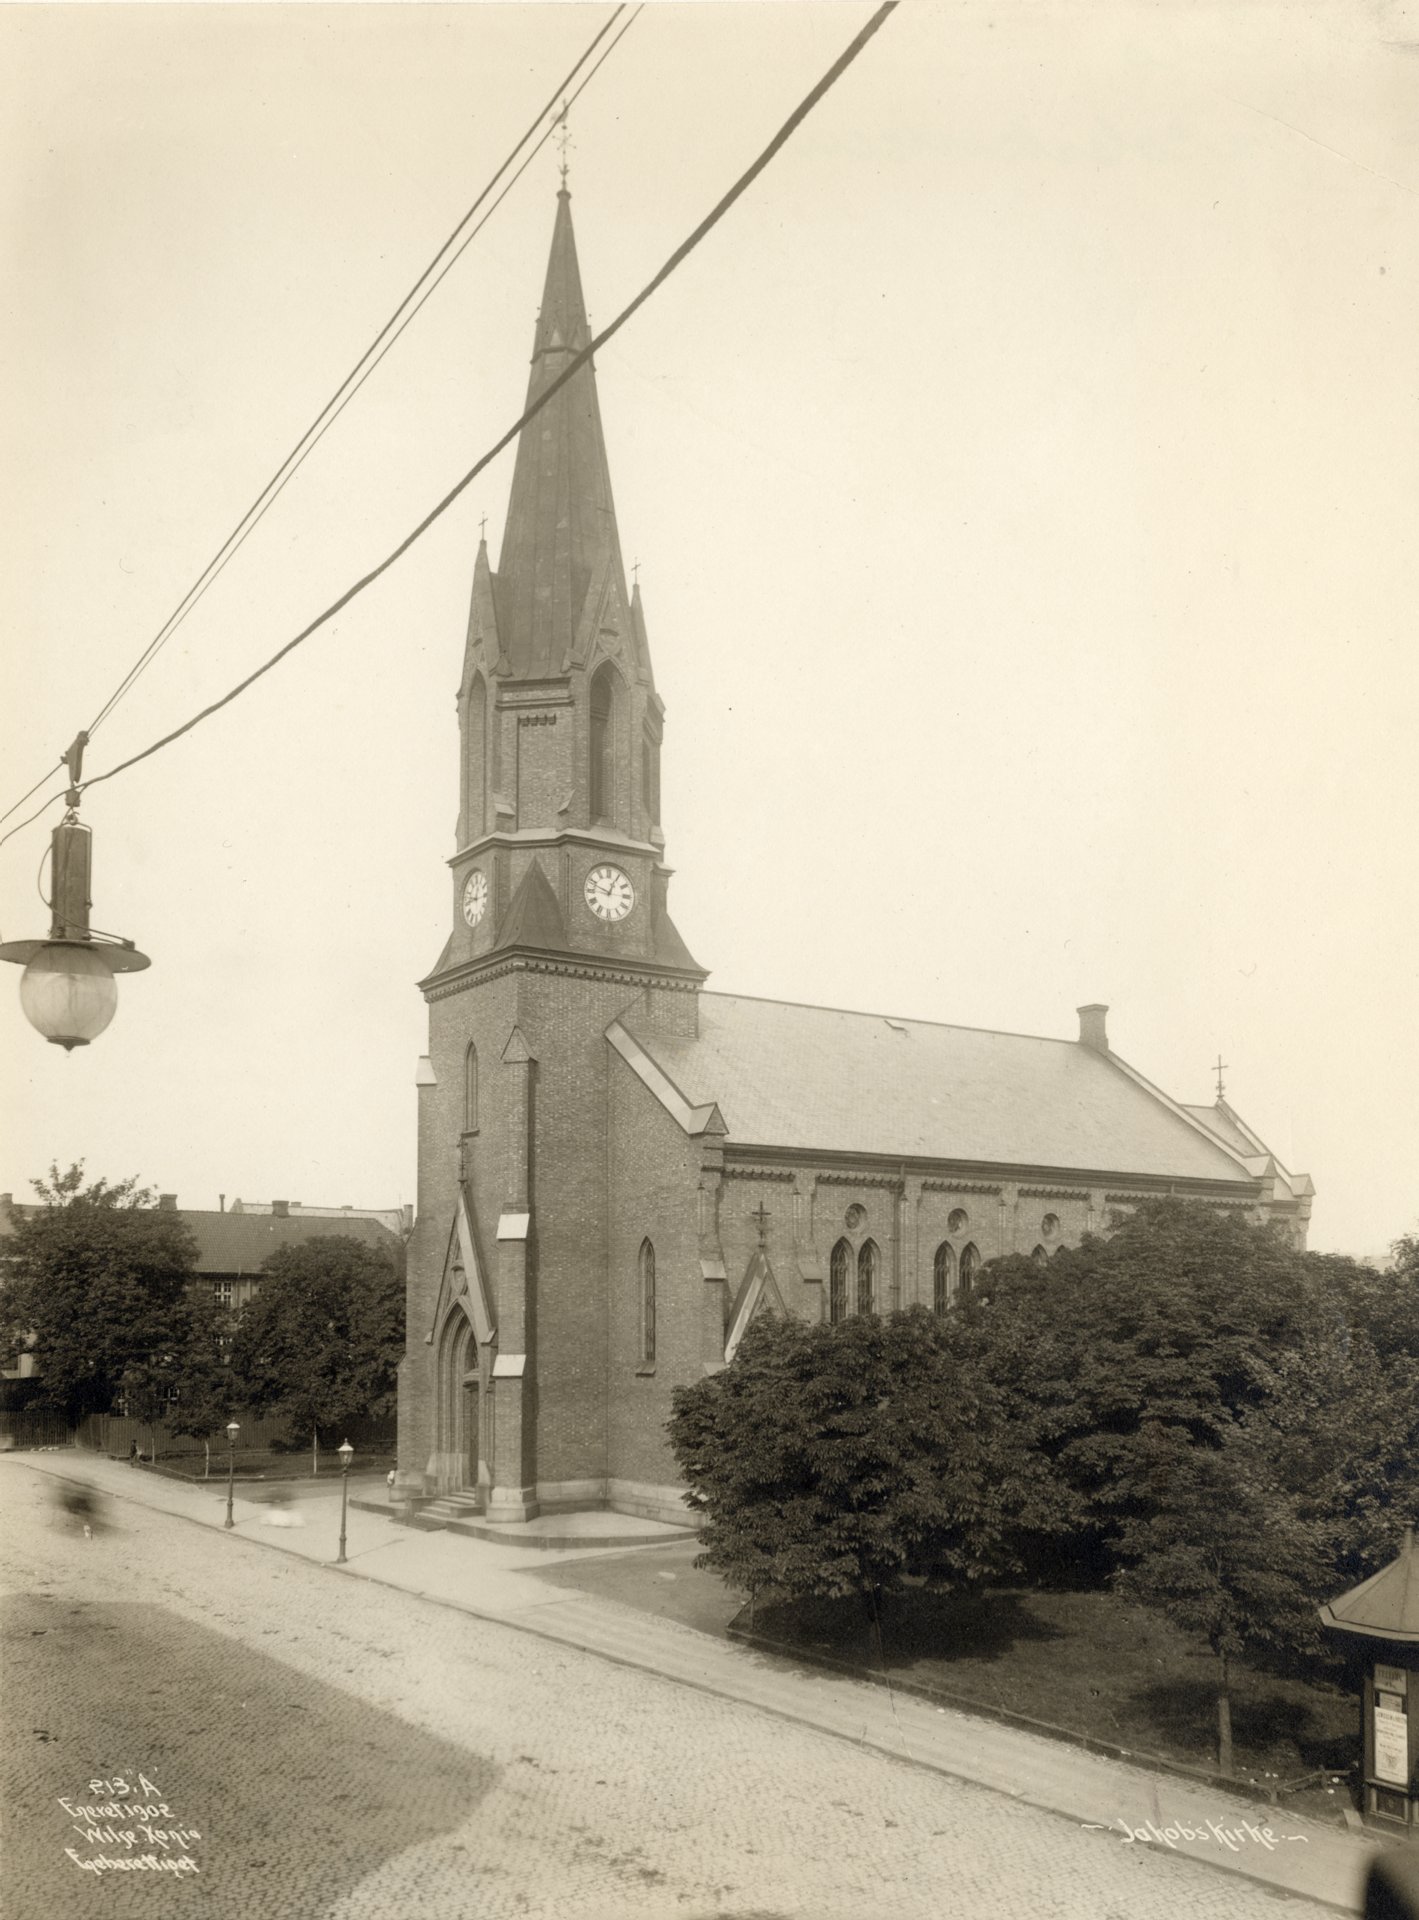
584, 864, 634, 922
461, 869, 489, 927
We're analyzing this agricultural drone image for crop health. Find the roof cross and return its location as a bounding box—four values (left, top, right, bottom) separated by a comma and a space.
1213, 1054, 1229, 1102
750, 1202, 771, 1247
555, 99, 573, 185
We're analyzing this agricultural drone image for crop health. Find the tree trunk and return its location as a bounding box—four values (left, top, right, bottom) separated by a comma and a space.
203, 1439, 210, 1479
149, 1421, 159, 1466
312, 1427, 319, 1476
1217, 1653, 1234, 1776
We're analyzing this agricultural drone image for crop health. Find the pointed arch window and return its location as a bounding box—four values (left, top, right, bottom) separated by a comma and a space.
1031, 1244, 1048, 1267
463, 1043, 478, 1133
466, 674, 487, 840
857, 1239, 880, 1316
590, 664, 617, 823
933, 1242, 954, 1314
642, 732, 661, 828
639, 1238, 656, 1368
959, 1243, 980, 1298
829, 1239, 850, 1324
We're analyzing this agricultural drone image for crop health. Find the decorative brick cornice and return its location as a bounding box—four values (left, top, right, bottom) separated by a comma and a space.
1018, 1185, 1091, 1201
423, 951, 704, 1002
813, 1171, 906, 1193
921, 1179, 1003, 1196
723, 1166, 797, 1184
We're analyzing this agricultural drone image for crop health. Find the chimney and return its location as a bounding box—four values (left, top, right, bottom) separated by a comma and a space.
219, 1194, 225, 1212
1077, 1004, 1110, 1052
272, 1199, 290, 1218
159, 1193, 178, 1210
402, 1203, 414, 1235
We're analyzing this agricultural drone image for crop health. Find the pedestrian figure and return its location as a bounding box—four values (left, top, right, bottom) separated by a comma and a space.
57, 1483, 99, 1537
386, 1467, 397, 1498
128, 1440, 139, 1467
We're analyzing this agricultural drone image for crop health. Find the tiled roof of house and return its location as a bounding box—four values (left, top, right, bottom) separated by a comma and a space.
620, 993, 1259, 1183
185, 1210, 402, 1276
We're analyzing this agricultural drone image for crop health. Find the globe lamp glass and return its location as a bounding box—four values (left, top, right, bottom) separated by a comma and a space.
18, 943, 118, 1049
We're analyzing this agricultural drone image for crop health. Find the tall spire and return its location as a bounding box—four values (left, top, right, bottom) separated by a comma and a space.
493, 189, 635, 681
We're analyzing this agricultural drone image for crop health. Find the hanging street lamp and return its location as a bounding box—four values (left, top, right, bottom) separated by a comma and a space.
336, 1439, 355, 1564
0, 735, 149, 1049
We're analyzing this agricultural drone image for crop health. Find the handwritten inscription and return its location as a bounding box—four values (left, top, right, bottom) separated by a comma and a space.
1083, 1815, 1307, 1852
60, 1773, 201, 1876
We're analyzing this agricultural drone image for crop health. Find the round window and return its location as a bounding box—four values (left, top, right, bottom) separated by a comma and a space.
947, 1208, 969, 1235
1041, 1213, 1060, 1239
844, 1203, 867, 1231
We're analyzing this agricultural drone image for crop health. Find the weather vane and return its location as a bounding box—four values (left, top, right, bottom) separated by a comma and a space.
1213, 1054, 1228, 1102
555, 99, 573, 186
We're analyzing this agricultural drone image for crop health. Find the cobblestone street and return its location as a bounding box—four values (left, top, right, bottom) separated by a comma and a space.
1, 1464, 1340, 1920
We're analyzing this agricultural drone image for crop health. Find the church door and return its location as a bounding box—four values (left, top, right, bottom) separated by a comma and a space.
463, 1375, 483, 1506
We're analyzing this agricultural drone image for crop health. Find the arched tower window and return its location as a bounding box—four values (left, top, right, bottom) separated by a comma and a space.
1031, 1244, 1048, 1267
857, 1239, 879, 1316
589, 664, 617, 824
933, 1242, 954, 1313
463, 1043, 478, 1132
639, 1238, 656, 1367
829, 1239, 850, 1324
465, 674, 486, 841
959, 1243, 980, 1298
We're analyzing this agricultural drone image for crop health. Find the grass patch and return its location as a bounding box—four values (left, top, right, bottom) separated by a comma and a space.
743, 1584, 1358, 1820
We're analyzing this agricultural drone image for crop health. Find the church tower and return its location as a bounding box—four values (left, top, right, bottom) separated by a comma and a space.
398, 186, 704, 1516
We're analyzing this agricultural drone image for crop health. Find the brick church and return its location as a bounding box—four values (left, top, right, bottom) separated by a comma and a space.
395, 187, 1313, 1525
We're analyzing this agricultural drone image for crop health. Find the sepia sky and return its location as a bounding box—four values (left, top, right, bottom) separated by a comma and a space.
1, 1, 1415, 1256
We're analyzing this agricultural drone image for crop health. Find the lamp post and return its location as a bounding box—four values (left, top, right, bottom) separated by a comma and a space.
0, 740, 149, 1048
336, 1439, 354, 1564
224, 1420, 240, 1529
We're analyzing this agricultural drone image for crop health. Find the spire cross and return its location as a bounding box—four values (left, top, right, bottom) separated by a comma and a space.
555, 99, 573, 185
479, 513, 488, 542
750, 1202, 771, 1247
1213, 1054, 1229, 1102
631, 558, 641, 586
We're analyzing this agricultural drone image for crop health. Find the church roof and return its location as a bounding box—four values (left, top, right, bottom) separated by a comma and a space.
1182, 1102, 1263, 1156
491, 189, 638, 681
618, 993, 1262, 1183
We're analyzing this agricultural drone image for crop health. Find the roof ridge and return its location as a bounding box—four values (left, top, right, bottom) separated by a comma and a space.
698, 988, 1074, 1049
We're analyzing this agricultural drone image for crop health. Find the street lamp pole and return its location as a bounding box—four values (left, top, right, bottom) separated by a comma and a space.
224, 1419, 240, 1529
336, 1439, 354, 1564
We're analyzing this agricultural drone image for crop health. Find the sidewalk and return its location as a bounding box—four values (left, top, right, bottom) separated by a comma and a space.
7, 1451, 1385, 1913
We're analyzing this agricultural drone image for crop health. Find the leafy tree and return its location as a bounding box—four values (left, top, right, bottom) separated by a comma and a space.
163, 1284, 237, 1473
968, 1200, 1324, 1559
229, 1236, 402, 1470
0, 1164, 200, 1428
668, 1308, 1068, 1614
1112, 1423, 1327, 1774
1270, 1247, 1419, 1579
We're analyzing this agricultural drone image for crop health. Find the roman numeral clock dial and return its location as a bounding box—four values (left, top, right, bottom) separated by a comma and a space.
461, 869, 488, 927
584, 865, 634, 923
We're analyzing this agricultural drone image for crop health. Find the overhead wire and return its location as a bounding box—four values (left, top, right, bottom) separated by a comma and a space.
66, 1, 898, 804
79, 3, 637, 746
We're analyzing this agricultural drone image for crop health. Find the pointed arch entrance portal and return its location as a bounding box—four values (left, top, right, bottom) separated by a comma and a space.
427, 1190, 498, 1497
435, 1303, 488, 1501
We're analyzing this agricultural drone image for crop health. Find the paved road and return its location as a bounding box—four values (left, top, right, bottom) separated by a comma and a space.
1, 1467, 1336, 1920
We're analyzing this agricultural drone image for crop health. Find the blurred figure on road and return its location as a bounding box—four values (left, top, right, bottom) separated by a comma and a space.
55, 1481, 103, 1538
261, 1486, 304, 1528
